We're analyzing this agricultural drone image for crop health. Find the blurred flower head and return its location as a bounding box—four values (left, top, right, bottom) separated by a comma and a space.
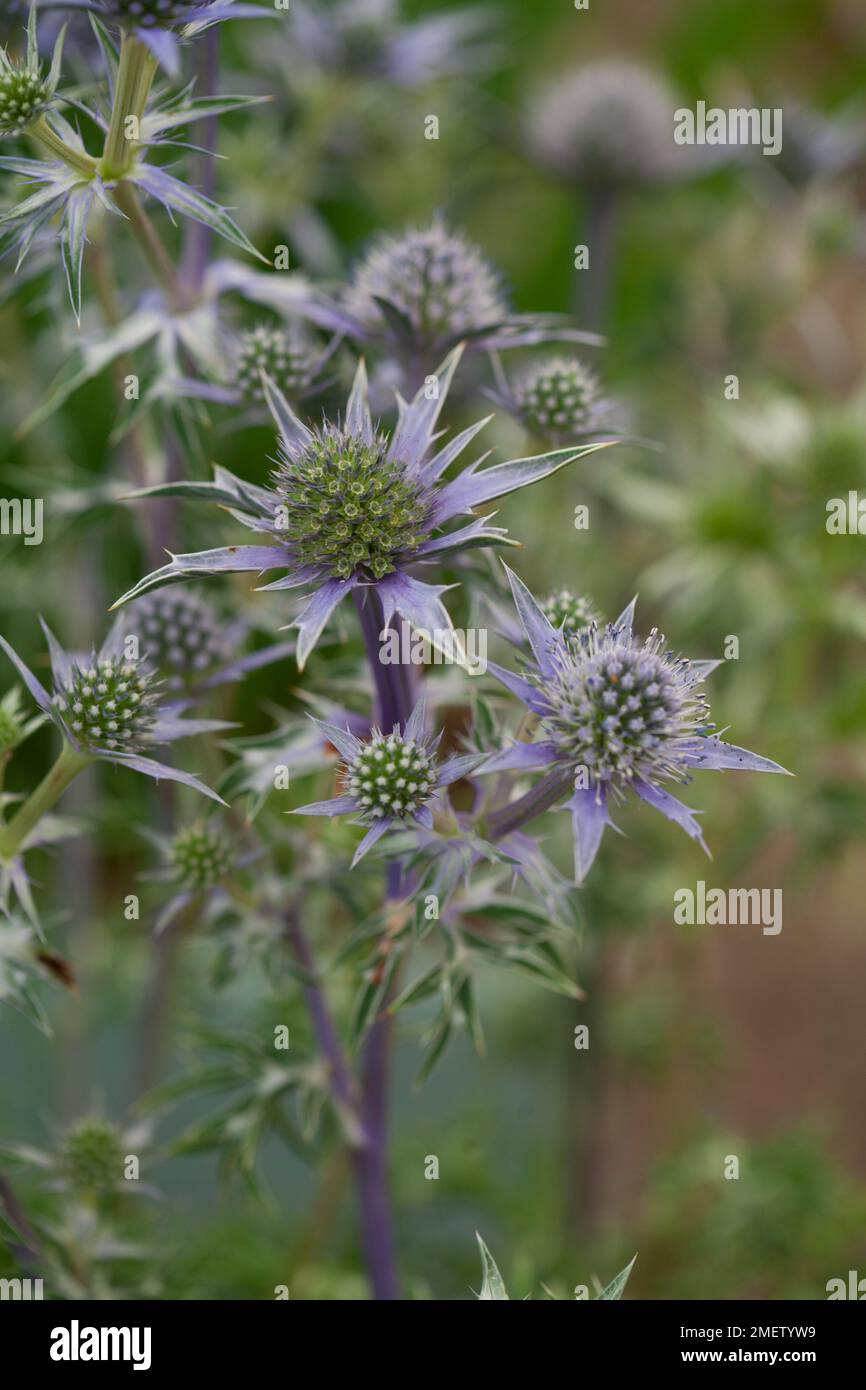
528, 60, 679, 192
488, 353, 613, 446
307, 218, 600, 370
169, 820, 233, 890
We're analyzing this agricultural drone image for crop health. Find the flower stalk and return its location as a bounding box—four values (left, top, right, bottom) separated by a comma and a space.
0, 741, 91, 862
29, 115, 98, 177
101, 34, 158, 180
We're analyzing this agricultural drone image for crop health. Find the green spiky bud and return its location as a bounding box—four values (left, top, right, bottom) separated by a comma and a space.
516, 357, 600, 442
275, 426, 430, 581
52, 658, 160, 754
0, 62, 52, 135
234, 324, 317, 404
345, 731, 435, 821
60, 1118, 124, 1194
541, 590, 599, 640
169, 822, 233, 891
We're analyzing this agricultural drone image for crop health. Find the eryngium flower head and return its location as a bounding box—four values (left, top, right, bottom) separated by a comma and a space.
234, 324, 322, 404
486, 354, 613, 447
170, 821, 233, 890
515, 357, 601, 442
60, 1117, 124, 1193
0, 7, 64, 137
274, 424, 431, 581
541, 589, 599, 641
0, 620, 229, 801
344, 218, 507, 353
68, 3, 274, 74
483, 567, 790, 882
294, 700, 481, 866
528, 61, 678, 191
53, 654, 161, 754
111, 348, 613, 668
132, 590, 231, 680
308, 218, 600, 366
120, 591, 294, 697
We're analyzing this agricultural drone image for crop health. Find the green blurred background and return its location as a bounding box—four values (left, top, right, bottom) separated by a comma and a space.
1, 0, 866, 1299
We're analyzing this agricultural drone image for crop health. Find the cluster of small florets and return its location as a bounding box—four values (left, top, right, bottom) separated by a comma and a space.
345, 731, 435, 821
60, 1118, 124, 1194
234, 324, 317, 404
274, 426, 430, 581
539, 625, 710, 791
170, 822, 233, 891
541, 589, 599, 640
104, 0, 200, 27
529, 61, 677, 190
52, 657, 160, 753
344, 221, 507, 346
515, 357, 600, 441
130, 591, 230, 686
0, 63, 52, 136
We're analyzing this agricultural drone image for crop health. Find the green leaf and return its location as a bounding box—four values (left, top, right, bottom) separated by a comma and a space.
475, 1233, 510, 1300
598, 1254, 637, 1300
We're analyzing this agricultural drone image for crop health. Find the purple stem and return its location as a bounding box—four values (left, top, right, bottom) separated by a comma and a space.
351, 583, 415, 1299
486, 766, 575, 841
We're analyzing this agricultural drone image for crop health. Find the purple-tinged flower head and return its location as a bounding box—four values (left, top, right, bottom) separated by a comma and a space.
0, 621, 230, 801
483, 566, 790, 882
307, 218, 601, 371
111, 346, 614, 669
128, 590, 231, 685
169, 820, 233, 890
294, 700, 482, 866
344, 219, 507, 356
234, 323, 323, 406
528, 62, 680, 192
116, 591, 295, 698
0, 7, 64, 137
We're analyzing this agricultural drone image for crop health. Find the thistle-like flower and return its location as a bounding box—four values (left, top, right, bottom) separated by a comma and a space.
528, 61, 681, 192
482, 567, 790, 882
306, 218, 599, 373
0, 620, 229, 801
0, 5, 64, 138
168, 820, 233, 890
60, 1115, 125, 1194
117, 590, 295, 698
487, 354, 614, 446
111, 346, 613, 668
293, 700, 481, 866
233, 324, 322, 405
